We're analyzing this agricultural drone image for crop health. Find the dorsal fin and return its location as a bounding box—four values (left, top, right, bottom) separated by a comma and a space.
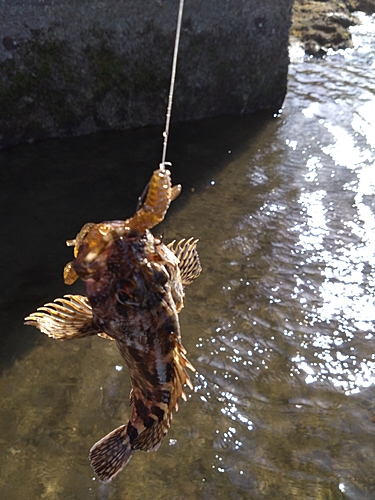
168, 238, 202, 286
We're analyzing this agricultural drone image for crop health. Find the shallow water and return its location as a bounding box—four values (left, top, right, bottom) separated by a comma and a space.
1, 13, 375, 500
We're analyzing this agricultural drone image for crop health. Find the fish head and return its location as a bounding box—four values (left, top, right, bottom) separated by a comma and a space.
64, 221, 135, 284
66, 224, 172, 313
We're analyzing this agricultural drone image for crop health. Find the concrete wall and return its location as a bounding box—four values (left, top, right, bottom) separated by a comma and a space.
0, 0, 293, 148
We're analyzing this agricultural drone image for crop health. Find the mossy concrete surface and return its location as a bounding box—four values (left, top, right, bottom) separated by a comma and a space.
0, 0, 293, 148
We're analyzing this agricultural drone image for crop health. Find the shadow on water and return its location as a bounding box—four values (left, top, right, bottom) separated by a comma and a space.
0, 111, 271, 372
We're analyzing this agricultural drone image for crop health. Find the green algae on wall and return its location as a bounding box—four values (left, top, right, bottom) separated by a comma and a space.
0, 37, 83, 143
0, 0, 293, 148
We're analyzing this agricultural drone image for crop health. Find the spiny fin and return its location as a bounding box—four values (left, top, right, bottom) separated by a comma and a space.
97, 332, 115, 341
168, 238, 202, 286
129, 389, 134, 406
170, 337, 195, 411
24, 294, 103, 340
89, 424, 134, 483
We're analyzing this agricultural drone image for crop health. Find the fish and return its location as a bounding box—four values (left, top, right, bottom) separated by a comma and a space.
25, 166, 202, 483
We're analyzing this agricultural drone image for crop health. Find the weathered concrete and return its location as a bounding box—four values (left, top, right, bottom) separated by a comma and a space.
0, 0, 293, 148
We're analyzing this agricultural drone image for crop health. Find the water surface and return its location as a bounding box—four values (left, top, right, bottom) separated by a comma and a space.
1, 13, 375, 500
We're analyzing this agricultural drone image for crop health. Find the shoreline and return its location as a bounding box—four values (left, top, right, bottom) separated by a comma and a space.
291, 0, 375, 56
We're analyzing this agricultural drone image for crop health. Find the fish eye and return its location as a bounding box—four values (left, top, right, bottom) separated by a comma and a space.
115, 281, 140, 307
116, 289, 140, 307
154, 268, 168, 286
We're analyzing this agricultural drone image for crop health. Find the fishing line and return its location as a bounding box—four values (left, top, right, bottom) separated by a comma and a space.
160, 0, 185, 171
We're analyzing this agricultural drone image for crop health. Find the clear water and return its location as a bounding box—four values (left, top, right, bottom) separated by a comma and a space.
1, 13, 375, 500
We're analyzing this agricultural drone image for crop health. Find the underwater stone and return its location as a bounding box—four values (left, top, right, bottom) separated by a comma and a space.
0, 0, 293, 148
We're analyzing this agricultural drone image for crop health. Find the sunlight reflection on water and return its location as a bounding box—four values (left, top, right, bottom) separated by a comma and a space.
273, 14, 375, 401
190, 14, 375, 496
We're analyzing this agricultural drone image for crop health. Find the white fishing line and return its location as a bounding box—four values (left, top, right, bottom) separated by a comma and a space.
160, 0, 185, 170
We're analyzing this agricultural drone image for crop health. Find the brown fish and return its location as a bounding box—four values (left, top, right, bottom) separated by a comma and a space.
25, 167, 202, 483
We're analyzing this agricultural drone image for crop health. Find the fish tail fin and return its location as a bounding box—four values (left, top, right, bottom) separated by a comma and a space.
89, 424, 134, 483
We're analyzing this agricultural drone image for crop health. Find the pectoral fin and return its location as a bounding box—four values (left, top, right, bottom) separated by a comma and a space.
168, 238, 202, 286
24, 294, 104, 340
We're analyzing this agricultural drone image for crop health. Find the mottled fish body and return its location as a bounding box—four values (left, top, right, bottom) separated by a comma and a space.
25, 168, 201, 483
